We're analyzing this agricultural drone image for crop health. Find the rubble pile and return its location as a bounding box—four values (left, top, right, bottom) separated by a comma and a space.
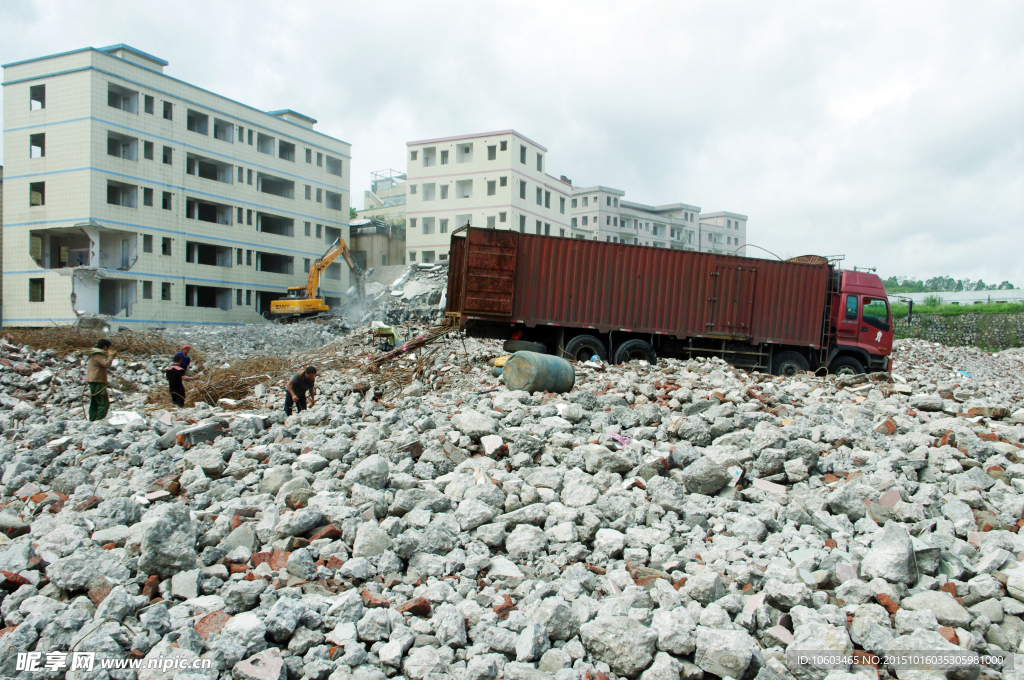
3, 335, 1024, 680
344, 264, 448, 328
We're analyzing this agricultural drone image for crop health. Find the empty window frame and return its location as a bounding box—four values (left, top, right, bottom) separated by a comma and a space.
257, 172, 295, 199
422, 217, 435, 235
161, 282, 172, 300
162, 146, 173, 165
422, 183, 436, 201
560, 197, 565, 214
316, 152, 322, 166
456, 144, 473, 163
238, 167, 244, 183
499, 212, 507, 223
162, 101, 173, 120
536, 220, 542, 235
143, 235, 153, 253
162, 192, 172, 210
544, 223, 550, 236
304, 221, 311, 236
237, 208, 243, 223
456, 180, 473, 199
143, 188, 154, 206
237, 248, 243, 265
410, 150, 418, 161
520, 145, 527, 164
162, 238, 173, 256
422, 147, 435, 166
107, 83, 138, 113
213, 118, 234, 142
247, 169, 253, 185
315, 224, 322, 238
571, 198, 577, 208
305, 185, 312, 200
107, 131, 138, 160
487, 180, 496, 196
486, 216, 495, 229
325, 156, 342, 176
316, 188, 322, 202
247, 210, 253, 225
519, 215, 526, 233
144, 95, 155, 114
440, 185, 448, 200
279, 141, 296, 161
537, 154, 544, 172
545, 191, 551, 209
30, 85, 45, 110
143, 281, 153, 299
305, 148, 312, 163
186, 198, 232, 224
536, 187, 543, 205
246, 290, 252, 305
582, 197, 588, 207
186, 109, 209, 135
325, 191, 342, 211
519, 181, 526, 200
256, 212, 295, 236
144, 141, 154, 160
440, 150, 448, 165
440, 218, 449, 233
29, 133, 45, 158
186, 153, 233, 183
186, 241, 233, 267
488, 145, 497, 160
106, 181, 137, 207
29, 278, 44, 302
237, 289, 243, 306
257, 133, 274, 155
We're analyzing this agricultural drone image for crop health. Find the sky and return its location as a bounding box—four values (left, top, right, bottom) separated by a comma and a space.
2, 1, 1023, 284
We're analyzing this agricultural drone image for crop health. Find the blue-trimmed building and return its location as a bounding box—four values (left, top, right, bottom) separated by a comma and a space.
2, 44, 352, 327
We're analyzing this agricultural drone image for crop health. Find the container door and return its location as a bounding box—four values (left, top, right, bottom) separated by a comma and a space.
706, 264, 757, 338
462, 228, 518, 316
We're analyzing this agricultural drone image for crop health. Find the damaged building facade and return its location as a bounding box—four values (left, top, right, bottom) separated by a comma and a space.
2, 44, 352, 327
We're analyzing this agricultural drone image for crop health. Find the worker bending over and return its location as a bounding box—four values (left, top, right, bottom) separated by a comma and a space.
166, 355, 197, 407
285, 365, 317, 416
86, 339, 117, 421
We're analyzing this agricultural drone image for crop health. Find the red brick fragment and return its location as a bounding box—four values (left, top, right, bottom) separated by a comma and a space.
326, 555, 345, 571
268, 550, 290, 571
939, 582, 957, 597
87, 577, 116, 605
310, 524, 342, 541
361, 590, 390, 608
142, 575, 160, 599
825, 539, 837, 548
396, 596, 432, 617
493, 594, 516, 620
938, 626, 959, 644
228, 564, 249, 574
194, 610, 232, 641
251, 552, 272, 567
823, 473, 840, 483
875, 593, 899, 614
75, 496, 103, 512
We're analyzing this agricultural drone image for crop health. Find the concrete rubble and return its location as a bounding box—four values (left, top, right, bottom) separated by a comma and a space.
2, 329, 1024, 680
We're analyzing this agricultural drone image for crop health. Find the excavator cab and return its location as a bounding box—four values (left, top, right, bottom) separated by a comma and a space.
284, 286, 308, 299
269, 238, 365, 319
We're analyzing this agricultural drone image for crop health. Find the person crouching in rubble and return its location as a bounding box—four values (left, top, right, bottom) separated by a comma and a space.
285, 365, 317, 417
166, 355, 197, 407
86, 339, 116, 421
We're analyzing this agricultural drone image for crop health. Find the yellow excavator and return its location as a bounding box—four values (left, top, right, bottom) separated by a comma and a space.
270, 238, 366, 319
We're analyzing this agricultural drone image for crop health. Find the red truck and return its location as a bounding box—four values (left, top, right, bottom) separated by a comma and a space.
445, 227, 893, 376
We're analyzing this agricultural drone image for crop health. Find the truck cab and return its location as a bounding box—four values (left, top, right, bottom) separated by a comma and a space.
828, 270, 893, 375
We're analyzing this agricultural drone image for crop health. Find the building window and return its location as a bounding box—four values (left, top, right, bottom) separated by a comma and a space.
247, 129, 254, 145
409, 218, 417, 229
410, 150, 418, 161
535, 220, 542, 235
304, 258, 311, 272
161, 282, 172, 300
140, 140, 155, 161
582, 216, 588, 226
440, 218, 448, 233
162, 238, 173, 256
247, 250, 253, 266
305, 148, 312, 163
488, 145, 497, 160
304, 222, 311, 236
487, 216, 496, 229
544, 223, 550, 236
520, 145, 527, 164
29, 133, 45, 158
499, 212, 506, 223
536, 154, 543, 172
440, 185, 448, 199
247, 209, 253, 225
30, 85, 45, 110
326, 156, 342, 176
186, 109, 209, 134
30, 182, 45, 206
519, 215, 526, 233
162, 192, 172, 210
582, 197, 588, 207
305, 185, 312, 200
571, 217, 577, 228
728, 219, 732, 228
143, 281, 153, 299
606, 216, 611, 225
545, 191, 551, 208
614, 217, 618, 226
614, 198, 618, 207
162, 146, 173, 165
246, 290, 252, 305
325, 191, 342, 211
142, 235, 153, 253
316, 224, 322, 239
237, 207, 243, 223
107, 181, 137, 207
487, 180, 496, 196
440, 150, 448, 165
409, 251, 416, 262
108, 83, 139, 113
520, 182, 526, 200
29, 278, 44, 302
536, 187, 543, 205
560, 197, 565, 214
316, 152, 322, 166
316, 188, 322, 202
237, 248, 243, 265
237, 166, 243, 183
143, 188, 154, 206
560, 229, 565, 237
499, 176, 508, 187
500, 141, 508, 151
236, 289, 243, 306
162, 101, 173, 120
409, 184, 417, 195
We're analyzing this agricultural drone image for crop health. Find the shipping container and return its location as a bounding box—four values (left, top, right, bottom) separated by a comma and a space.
446, 227, 893, 375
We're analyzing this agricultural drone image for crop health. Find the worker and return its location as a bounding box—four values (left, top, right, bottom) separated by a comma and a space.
285, 365, 317, 416
174, 345, 193, 371
86, 339, 117, 421
165, 355, 197, 407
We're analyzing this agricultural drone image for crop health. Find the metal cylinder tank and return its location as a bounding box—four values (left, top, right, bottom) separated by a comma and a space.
502, 351, 575, 394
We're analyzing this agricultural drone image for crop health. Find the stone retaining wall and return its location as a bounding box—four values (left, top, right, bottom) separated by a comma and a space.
894, 312, 1024, 350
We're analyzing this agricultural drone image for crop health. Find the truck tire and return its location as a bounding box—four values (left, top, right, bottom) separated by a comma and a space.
772, 351, 810, 377
503, 339, 547, 354
561, 335, 608, 362
613, 339, 657, 365
830, 356, 865, 376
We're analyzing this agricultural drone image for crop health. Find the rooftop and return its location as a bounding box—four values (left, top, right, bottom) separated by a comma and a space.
407, 129, 548, 153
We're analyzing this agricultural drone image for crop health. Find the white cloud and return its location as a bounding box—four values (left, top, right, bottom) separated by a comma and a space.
2, 0, 1022, 283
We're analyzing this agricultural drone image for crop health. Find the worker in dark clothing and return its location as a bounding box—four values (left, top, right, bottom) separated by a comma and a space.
166, 355, 197, 407
174, 345, 193, 371
86, 339, 116, 421
285, 366, 317, 416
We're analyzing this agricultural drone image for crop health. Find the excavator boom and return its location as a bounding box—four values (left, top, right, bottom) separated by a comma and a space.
270, 237, 365, 317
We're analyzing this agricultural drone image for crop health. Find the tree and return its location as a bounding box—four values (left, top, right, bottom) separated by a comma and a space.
349, 207, 359, 220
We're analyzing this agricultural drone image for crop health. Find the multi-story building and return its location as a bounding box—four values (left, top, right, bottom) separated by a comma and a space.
349, 219, 406, 270
698, 211, 748, 255
358, 169, 407, 225
404, 130, 572, 263
0, 166, 4, 318
2, 44, 352, 327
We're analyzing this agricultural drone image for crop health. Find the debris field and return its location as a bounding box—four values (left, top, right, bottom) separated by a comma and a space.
2, 324, 1024, 680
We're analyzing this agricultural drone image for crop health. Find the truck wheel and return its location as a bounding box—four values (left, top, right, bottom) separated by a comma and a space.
503, 339, 547, 354
830, 356, 865, 376
613, 339, 657, 365
772, 351, 809, 377
562, 335, 608, 362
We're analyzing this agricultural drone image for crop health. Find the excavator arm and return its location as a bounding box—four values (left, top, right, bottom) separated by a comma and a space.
307, 238, 365, 300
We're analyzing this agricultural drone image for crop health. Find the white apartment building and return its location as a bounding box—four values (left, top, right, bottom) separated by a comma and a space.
404, 130, 572, 263
698, 211, 748, 256
358, 168, 407, 225
2, 44, 352, 327
570, 185, 747, 255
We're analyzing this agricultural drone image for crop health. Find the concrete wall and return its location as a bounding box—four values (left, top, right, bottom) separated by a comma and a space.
895, 313, 1024, 351
2, 45, 351, 327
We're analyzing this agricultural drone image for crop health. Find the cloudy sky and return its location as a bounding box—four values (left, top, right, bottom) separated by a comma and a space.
3, 1, 1023, 284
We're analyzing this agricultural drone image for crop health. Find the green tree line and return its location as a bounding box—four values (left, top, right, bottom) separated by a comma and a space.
882, 276, 1016, 293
